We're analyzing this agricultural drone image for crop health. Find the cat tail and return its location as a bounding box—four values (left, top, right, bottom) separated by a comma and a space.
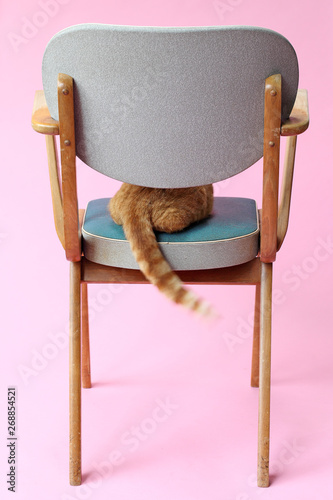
122, 211, 215, 318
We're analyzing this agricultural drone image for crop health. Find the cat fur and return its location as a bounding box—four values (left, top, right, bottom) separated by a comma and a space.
109, 183, 214, 316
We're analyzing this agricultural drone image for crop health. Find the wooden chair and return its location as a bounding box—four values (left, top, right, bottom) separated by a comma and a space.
31, 25, 309, 487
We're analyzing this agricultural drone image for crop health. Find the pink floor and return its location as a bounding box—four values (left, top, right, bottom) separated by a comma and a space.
1, 1, 333, 499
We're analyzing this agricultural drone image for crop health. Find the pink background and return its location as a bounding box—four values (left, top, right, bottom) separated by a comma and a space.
1, 0, 332, 498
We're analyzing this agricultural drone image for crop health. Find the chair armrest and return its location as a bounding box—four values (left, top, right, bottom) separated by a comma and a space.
280, 89, 309, 136
31, 90, 59, 135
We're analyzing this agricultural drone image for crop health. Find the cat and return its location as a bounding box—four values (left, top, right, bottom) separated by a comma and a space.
109, 183, 214, 317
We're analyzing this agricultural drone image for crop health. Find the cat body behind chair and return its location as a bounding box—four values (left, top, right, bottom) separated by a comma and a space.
109, 183, 214, 316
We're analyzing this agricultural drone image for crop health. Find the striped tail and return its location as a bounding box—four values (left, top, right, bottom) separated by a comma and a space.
122, 212, 214, 317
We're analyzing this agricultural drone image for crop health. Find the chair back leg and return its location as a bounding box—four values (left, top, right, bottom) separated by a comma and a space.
69, 261, 82, 485
257, 262, 273, 487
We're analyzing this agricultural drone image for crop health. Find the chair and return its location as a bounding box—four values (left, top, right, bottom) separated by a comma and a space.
31, 24, 309, 487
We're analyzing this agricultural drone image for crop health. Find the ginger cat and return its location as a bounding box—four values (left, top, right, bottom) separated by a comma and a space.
109, 183, 214, 316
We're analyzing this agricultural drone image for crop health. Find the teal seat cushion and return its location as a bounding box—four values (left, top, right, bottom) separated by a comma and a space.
82, 197, 259, 270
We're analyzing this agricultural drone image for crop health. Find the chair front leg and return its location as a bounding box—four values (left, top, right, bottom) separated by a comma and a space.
69, 261, 82, 485
257, 262, 273, 487
81, 282, 92, 389
251, 282, 261, 388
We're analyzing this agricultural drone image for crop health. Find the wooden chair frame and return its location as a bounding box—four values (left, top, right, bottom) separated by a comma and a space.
32, 73, 309, 487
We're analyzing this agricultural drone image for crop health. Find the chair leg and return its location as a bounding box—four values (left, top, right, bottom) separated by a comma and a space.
257, 262, 273, 488
69, 261, 82, 486
251, 283, 261, 387
81, 282, 92, 389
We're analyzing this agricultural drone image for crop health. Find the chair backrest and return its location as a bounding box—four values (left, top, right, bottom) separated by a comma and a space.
42, 24, 298, 188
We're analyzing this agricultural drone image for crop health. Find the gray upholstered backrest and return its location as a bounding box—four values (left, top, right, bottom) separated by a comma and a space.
42, 24, 299, 188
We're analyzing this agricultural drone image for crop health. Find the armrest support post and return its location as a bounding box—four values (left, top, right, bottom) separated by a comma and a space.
45, 134, 65, 248
277, 135, 297, 251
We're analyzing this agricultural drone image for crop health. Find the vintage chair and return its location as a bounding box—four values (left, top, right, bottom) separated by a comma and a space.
31, 24, 309, 487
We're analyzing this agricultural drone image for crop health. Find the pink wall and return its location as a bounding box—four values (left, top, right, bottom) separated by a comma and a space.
1, 1, 332, 499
